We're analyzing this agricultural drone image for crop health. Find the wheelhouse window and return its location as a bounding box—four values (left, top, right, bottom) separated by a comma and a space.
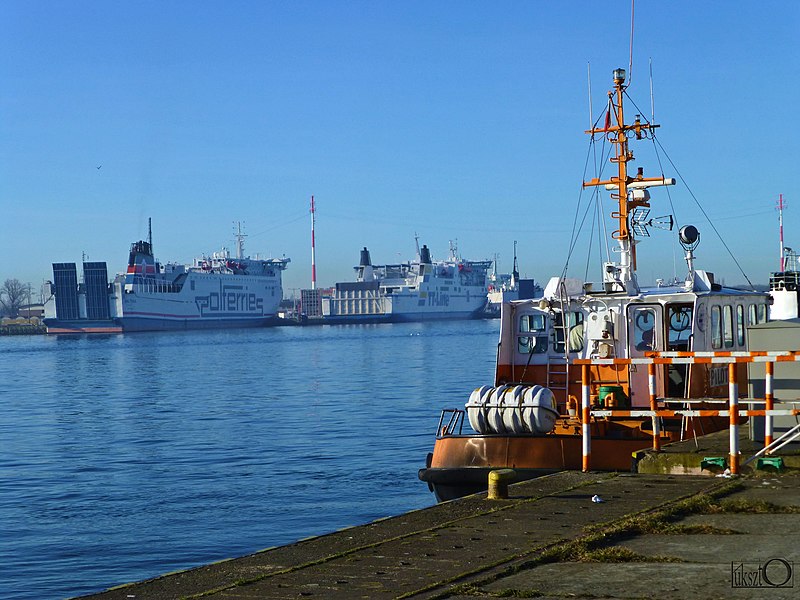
520, 313, 547, 332
553, 311, 585, 353
666, 303, 693, 398
736, 305, 745, 346
518, 313, 549, 354
667, 304, 693, 351
758, 304, 767, 323
567, 311, 585, 353
632, 307, 657, 352
711, 305, 722, 349
723, 305, 734, 348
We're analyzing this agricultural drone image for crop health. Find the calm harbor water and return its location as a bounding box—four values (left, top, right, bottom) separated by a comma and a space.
0, 319, 499, 600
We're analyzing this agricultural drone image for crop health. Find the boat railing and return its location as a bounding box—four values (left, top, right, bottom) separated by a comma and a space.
437, 408, 464, 437
574, 351, 800, 475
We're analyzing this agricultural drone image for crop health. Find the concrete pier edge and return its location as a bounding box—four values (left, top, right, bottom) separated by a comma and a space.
76, 469, 800, 600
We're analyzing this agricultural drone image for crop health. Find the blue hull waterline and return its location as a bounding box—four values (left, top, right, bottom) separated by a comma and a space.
118, 315, 281, 331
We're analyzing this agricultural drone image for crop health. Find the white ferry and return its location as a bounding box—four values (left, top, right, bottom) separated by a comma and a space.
115, 233, 289, 332
321, 240, 492, 322
43, 224, 290, 333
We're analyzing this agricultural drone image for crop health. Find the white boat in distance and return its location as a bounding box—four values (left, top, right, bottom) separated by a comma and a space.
322, 240, 492, 322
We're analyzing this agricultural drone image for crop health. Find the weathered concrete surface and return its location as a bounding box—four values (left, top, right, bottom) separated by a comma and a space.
480, 473, 800, 600
78, 472, 800, 600
635, 428, 800, 474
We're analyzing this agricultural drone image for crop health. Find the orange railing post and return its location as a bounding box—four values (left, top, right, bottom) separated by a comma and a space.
648, 361, 661, 451
581, 364, 591, 472
729, 363, 739, 475
765, 360, 774, 453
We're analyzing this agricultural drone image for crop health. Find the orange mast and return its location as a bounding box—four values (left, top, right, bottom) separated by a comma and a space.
583, 68, 670, 285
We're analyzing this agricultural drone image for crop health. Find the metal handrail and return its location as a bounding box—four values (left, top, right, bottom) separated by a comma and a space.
743, 423, 800, 465
436, 409, 464, 437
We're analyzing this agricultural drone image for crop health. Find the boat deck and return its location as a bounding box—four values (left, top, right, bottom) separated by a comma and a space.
79, 470, 800, 599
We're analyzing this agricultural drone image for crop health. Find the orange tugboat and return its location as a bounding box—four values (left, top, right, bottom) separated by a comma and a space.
419, 67, 770, 501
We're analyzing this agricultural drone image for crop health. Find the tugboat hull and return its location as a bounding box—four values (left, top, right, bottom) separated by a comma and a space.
419, 434, 654, 501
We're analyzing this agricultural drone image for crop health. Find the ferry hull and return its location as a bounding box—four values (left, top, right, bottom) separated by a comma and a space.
118, 315, 278, 332
314, 315, 393, 326
320, 307, 486, 324
44, 319, 123, 335
389, 307, 487, 322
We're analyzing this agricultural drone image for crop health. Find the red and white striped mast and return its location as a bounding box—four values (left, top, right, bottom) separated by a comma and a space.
310, 195, 317, 290
778, 193, 786, 272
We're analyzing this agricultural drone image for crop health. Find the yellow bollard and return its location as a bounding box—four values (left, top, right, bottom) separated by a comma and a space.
487, 469, 516, 500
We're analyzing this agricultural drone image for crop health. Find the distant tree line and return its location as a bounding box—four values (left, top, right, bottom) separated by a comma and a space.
0, 279, 32, 318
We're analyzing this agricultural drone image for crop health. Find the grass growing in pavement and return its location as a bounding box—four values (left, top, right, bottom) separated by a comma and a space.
702, 497, 800, 514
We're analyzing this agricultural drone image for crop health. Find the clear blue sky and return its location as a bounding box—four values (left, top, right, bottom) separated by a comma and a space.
2, 1, 799, 295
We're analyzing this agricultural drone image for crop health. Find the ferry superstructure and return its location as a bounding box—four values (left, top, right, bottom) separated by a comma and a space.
322, 241, 492, 322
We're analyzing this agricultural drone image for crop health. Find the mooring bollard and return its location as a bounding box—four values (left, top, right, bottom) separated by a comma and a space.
487, 469, 516, 500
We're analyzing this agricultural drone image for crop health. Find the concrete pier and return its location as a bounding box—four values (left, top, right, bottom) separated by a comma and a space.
635, 428, 800, 474
80, 471, 800, 599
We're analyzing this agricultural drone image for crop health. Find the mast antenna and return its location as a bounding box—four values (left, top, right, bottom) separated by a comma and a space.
449, 239, 458, 261
148, 217, 152, 251
628, 0, 635, 85
777, 194, 787, 271
233, 221, 247, 259
512, 240, 519, 280
310, 196, 317, 290
649, 58, 655, 122
587, 62, 593, 130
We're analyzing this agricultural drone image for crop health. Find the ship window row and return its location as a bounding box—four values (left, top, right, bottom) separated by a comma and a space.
710, 302, 767, 349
